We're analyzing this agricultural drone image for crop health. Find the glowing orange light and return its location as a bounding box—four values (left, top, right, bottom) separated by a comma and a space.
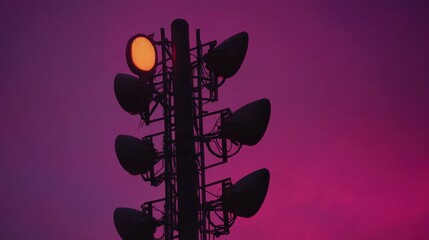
130, 36, 156, 72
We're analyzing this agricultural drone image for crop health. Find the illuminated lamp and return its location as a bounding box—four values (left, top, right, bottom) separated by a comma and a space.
220, 98, 270, 146
221, 168, 270, 218
126, 34, 157, 77
114, 207, 157, 240
115, 135, 157, 175
114, 73, 154, 115
203, 32, 248, 78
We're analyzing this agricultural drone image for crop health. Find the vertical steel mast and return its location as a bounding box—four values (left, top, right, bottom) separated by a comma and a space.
171, 19, 199, 240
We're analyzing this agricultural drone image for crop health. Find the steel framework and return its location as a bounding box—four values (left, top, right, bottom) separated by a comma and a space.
136, 20, 241, 240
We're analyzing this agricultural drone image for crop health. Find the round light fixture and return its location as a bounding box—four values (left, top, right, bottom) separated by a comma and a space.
126, 34, 157, 77
115, 135, 157, 175
203, 32, 248, 78
221, 168, 270, 218
114, 207, 157, 240
114, 73, 154, 115
220, 98, 271, 146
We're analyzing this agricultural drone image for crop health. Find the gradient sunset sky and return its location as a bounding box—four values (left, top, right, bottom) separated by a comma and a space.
1, 0, 429, 239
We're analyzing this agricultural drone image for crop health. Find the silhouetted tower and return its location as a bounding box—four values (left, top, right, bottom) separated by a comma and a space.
113, 18, 271, 240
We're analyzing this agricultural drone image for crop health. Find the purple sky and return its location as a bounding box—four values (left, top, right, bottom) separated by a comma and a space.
1, 0, 429, 239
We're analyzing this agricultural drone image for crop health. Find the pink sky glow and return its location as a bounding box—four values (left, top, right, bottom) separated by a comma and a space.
1, 0, 429, 239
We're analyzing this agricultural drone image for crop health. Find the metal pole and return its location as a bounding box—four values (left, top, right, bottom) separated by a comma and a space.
161, 27, 174, 240
171, 19, 199, 240
196, 29, 208, 240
